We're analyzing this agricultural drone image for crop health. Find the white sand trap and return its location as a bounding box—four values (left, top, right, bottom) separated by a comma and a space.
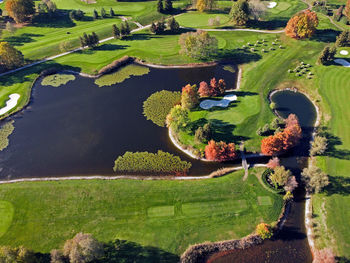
340, 50, 349, 56
200, 94, 237, 110
334, 58, 350, 67
267, 2, 277, 8
0, 94, 20, 115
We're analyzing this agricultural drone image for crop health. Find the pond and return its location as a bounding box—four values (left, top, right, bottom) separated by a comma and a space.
208, 90, 316, 263
0, 64, 242, 179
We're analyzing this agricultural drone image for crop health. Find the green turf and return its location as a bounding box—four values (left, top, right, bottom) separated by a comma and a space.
0, 201, 14, 238
0, 168, 283, 255
176, 11, 230, 28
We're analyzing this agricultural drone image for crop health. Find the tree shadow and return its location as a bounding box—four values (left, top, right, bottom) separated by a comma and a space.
215, 49, 261, 64
336, 256, 350, 263
274, 226, 307, 241
3, 33, 44, 47
210, 119, 249, 143
123, 33, 155, 41
101, 239, 179, 263
32, 10, 76, 28
234, 90, 258, 97
246, 19, 288, 30
93, 44, 128, 51
318, 127, 350, 160
324, 176, 350, 196
310, 29, 341, 43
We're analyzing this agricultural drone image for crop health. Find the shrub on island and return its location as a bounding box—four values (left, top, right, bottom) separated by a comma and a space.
205, 140, 237, 162
181, 84, 199, 110
166, 105, 190, 132
143, 90, 181, 127
113, 150, 192, 175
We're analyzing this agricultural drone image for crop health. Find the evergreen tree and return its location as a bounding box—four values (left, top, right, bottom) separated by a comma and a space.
112, 24, 120, 39
101, 8, 106, 18
93, 9, 98, 19
124, 21, 130, 35
168, 17, 180, 33
157, 0, 163, 13
79, 36, 85, 48
156, 19, 166, 34
335, 30, 350, 47
110, 7, 115, 16
120, 23, 126, 37
318, 46, 336, 65
83, 33, 89, 47
164, 0, 173, 13
91, 32, 99, 47
150, 22, 157, 34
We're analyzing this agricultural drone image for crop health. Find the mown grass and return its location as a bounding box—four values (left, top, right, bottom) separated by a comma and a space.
0, 168, 283, 255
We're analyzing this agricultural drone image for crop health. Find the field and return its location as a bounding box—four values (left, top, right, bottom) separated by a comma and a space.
0, 168, 283, 256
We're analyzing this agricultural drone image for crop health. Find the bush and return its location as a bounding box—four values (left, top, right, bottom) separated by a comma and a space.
113, 150, 192, 175
255, 223, 273, 239
143, 90, 181, 127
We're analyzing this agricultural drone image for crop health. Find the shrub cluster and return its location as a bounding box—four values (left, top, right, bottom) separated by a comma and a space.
113, 150, 192, 175
287, 61, 313, 79
143, 90, 181, 127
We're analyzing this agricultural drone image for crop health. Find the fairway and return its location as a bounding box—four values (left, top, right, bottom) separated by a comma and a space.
0, 168, 283, 255
0, 201, 14, 238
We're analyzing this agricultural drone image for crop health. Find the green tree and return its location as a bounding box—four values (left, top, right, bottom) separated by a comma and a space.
230, 0, 250, 26
168, 17, 180, 33
101, 7, 106, 18
269, 166, 292, 188
318, 46, 336, 65
0, 246, 37, 263
5, 0, 35, 23
93, 9, 98, 19
166, 105, 190, 132
335, 30, 350, 47
112, 24, 120, 39
120, 22, 126, 37
157, 0, 163, 13
124, 21, 131, 35
302, 166, 329, 193
179, 30, 218, 59
150, 22, 157, 33
0, 41, 24, 69
110, 7, 115, 16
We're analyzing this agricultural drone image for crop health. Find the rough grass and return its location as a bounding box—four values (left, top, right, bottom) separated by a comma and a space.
94, 64, 150, 87
0, 168, 283, 255
41, 74, 76, 87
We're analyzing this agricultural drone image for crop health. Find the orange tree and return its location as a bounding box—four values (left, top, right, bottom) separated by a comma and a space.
285, 10, 319, 39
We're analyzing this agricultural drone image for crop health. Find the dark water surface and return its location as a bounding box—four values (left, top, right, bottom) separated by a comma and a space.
209, 90, 316, 263
0, 65, 241, 179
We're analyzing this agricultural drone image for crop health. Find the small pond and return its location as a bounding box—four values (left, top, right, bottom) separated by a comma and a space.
0, 64, 243, 179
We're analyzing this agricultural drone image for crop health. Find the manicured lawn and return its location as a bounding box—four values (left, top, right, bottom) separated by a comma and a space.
176, 11, 230, 28
0, 168, 283, 255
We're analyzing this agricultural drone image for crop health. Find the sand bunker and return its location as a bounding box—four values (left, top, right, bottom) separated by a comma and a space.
0, 94, 20, 115
200, 94, 237, 110
267, 2, 277, 8
334, 58, 350, 67
340, 50, 349, 56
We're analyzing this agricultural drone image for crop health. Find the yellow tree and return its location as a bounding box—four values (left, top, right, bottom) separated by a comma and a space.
196, 0, 206, 12
345, 0, 350, 20
0, 42, 24, 69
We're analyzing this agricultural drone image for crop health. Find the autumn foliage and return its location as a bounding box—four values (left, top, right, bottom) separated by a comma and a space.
198, 78, 226, 97
285, 10, 319, 39
181, 84, 199, 109
5, 0, 35, 23
261, 114, 302, 156
255, 223, 273, 239
267, 157, 280, 169
205, 140, 237, 161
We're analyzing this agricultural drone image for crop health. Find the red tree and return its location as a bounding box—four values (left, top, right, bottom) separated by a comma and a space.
181, 84, 199, 109
209, 77, 218, 96
205, 140, 237, 161
198, 81, 211, 97
217, 79, 226, 94
261, 133, 285, 156
267, 157, 280, 169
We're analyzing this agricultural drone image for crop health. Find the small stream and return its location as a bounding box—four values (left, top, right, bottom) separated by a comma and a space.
208, 90, 316, 263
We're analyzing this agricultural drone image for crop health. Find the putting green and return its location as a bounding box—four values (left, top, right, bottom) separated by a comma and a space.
0, 201, 14, 238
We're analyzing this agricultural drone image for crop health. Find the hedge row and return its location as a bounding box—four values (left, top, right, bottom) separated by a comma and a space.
113, 150, 192, 175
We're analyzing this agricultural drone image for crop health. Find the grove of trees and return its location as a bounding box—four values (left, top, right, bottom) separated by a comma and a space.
198, 78, 226, 97
335, 30, 350, 47
318, 46, 337, 65
261, 114, 302, 155
285, 10, 319, 39
205, 140, 237, 161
